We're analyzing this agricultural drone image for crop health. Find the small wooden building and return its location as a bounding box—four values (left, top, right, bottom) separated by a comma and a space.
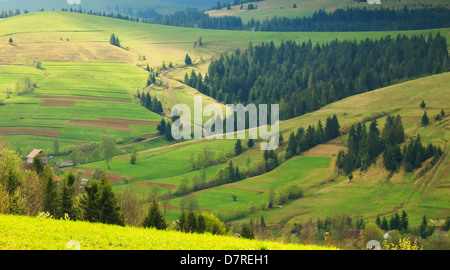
26, 149, 48, 166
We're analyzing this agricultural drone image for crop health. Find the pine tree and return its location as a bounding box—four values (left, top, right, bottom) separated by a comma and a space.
419, 215, 428, 238
165, 122, 174, 141
142, 198, 167, 230
186, 211, 198, 232
235, 139, 243, 156
380, 217, 389, 231
42, 171, 58, 216
401, 210, 408, 231
79, 179, 100, 222
421, 110, 429, 126
247, 138, 254, 148
57, 173, 75, 219
157, 119, 166, 135
31, 155, 44, 175
98, 173, 124, 226
420, 100, 426, 109
185, 53, 192, 65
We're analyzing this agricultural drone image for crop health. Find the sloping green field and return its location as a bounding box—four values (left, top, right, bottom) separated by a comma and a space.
0, 214, 334, 250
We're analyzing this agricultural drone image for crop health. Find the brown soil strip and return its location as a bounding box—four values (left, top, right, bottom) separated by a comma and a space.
67, 120, 131, 131
0, 128, 60, 136
99, 118, 159, 126
302, 144, 347, 157
33, 95, 132, 103
40, 99, 76, 107
134, 182, 176, 189
65, 168, 133, 183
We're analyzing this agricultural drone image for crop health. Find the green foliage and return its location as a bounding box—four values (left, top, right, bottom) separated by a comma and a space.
421, 110, 429, 126
109, 33, 121, 47
79, 173, 124, 226
100, 136, 118, 170
142, 198, 167, 230
234, 139, 243, 156
186, 35, 448, 120
184, 53, 192, 65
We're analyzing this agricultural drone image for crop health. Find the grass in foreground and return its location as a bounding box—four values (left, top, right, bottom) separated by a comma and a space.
0, 214, 335, 250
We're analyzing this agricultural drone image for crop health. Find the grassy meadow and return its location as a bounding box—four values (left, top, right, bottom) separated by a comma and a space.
0, 214, 335, 250
0, 10, 449, 242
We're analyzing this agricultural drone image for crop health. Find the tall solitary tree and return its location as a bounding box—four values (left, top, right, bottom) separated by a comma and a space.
185, 53, 192, 65
98, 173, 124, 226
421, 110, 429, 126
235, 139, 243, 156
142, 198, 167, 230
57, 173, 76, 219
100, 136, 118, 170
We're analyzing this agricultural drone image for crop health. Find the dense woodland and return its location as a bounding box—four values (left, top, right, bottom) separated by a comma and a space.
254, 7, 450, 32
186, 34, 449, 120
57, 6, 450, 32
336, 115, 444, 175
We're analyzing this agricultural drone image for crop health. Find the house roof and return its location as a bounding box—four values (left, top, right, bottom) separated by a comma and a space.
53, 175, 62, 182
27, 149, 43, 159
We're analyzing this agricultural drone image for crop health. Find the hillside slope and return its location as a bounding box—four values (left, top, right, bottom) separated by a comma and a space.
0, 214, 334, 250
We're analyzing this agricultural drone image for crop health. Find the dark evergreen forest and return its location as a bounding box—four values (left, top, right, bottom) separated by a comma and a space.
185, 33, 449, 120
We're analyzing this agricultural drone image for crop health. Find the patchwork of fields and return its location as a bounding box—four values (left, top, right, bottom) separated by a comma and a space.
0, 10, 449, 238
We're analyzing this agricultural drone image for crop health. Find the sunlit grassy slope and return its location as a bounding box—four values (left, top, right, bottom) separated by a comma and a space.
0, 214, 335, 250
206, 0, 450, 23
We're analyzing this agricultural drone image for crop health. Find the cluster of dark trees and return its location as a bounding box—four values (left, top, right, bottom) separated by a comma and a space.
216, 160, 243, 185
147, 7, 450, 32
0, 9, 26, 18
156, 119, 174, 142
253, 7, 450, 32
136, 91, 163, 115
376, 211, 409, 232
210, 0, 263, 11
286, 115, 341, 159
109, 34, 121, 47
186, 34, 449, 120
403, 135, 443, 172
58, 5, 450, 33
150, 10, 244, 30
26, 155, 124, 225
61, 8, 140, 22
336, 115, 443, 175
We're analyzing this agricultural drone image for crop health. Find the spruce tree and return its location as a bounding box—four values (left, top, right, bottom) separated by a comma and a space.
421, 110, 429, 126
234, 139, 243, 156
98, 173, 124, 226
401, 210, 408, 231
42, 170, 58, 216
185, 53, 192, 65
142, 198, 167, 230
57, 173, 76, 219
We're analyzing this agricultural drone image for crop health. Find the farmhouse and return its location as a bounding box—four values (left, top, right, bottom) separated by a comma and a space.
26, 149, 48, 166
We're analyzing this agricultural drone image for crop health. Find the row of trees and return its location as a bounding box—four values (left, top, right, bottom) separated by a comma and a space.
149, 7, 450, 32
0, 144, 231, 236
136, 90, 163, 115
253, 7, 450, 32
185, 34, 449, 120
286, 115, 341, 159
59, 6, 449, 33
336, 115, 443, 175
109, 33, 121, 47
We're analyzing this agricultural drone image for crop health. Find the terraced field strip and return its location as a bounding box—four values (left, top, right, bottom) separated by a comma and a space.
0, 128, 60, 136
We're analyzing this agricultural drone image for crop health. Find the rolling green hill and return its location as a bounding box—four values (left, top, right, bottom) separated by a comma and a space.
206, 0, 450, 23
0, 214, 334, 250
0, 10, 449, 248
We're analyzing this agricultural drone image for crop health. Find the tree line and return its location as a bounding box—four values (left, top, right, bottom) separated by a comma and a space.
185, 34, 449, 120
0, 146, 230, 236
58, 6, 450, 33
336, 115, 444, 175
253, 7, 450, 32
